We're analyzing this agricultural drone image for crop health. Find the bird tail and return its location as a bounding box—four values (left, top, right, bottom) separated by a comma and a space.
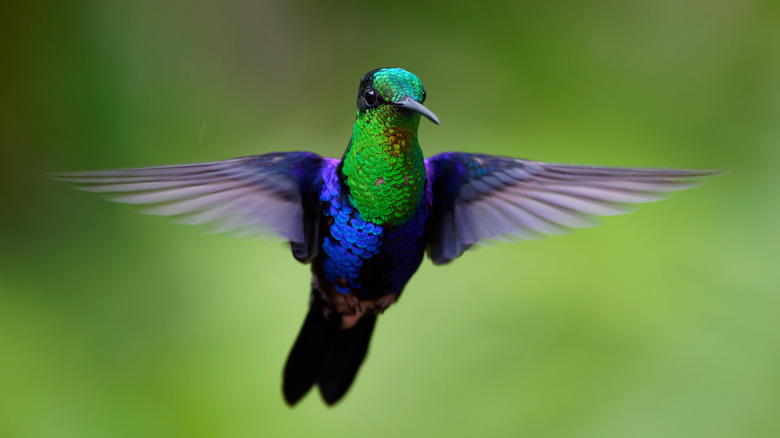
283, 291, 376, 406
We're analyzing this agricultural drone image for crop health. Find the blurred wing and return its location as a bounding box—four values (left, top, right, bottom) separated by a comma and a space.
50, 152, 327, 261
425, 152, 720, 264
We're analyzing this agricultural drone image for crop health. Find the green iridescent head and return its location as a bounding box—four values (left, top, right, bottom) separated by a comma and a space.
342, 68, 436, 225
356, 68, 439, 125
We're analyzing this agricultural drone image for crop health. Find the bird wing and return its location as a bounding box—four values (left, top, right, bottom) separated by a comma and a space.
50, 152, 328, 262
425, 152, 719, 265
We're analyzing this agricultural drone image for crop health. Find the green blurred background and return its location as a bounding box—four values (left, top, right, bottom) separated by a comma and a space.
2, 1, 778, 437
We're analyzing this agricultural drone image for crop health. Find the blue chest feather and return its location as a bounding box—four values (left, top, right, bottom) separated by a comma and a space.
317, 162, 429, 298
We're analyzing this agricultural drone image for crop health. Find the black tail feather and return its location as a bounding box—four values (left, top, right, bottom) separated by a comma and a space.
282, 297, 338, 405
282, 293, 376, 406
317, 314, 376, 404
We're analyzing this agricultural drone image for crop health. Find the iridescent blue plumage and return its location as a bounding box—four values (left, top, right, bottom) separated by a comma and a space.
50, 68, 718, 407
317, 159, 429, 298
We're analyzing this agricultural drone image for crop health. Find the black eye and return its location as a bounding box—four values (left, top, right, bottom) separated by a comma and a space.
364, 87, 378, 107
422, 90, 427, 102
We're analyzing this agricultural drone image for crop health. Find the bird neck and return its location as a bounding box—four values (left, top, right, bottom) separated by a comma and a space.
341, 112, 426, 226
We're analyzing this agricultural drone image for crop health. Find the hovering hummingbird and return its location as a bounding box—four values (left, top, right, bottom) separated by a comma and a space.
52, 68, 717, 406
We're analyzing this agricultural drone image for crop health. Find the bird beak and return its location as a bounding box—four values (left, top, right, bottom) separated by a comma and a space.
393, 97, 440, 125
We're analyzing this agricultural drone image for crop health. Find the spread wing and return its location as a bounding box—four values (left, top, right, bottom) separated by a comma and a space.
425, 152, 720, 264
50, 152, 328, 262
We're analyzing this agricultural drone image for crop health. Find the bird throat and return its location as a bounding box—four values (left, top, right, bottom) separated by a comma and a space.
341, 111, 426, 226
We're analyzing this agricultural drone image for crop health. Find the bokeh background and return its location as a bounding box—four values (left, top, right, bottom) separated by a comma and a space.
2, 1, 779, 437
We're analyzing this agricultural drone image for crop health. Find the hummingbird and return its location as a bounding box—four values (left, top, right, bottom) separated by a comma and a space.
51, 68, 718, 406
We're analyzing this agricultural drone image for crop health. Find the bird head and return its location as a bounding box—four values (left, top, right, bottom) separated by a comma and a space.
356, 68, 440, 126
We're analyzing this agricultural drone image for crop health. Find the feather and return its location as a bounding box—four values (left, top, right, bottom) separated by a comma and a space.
426, 152, 720, 263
